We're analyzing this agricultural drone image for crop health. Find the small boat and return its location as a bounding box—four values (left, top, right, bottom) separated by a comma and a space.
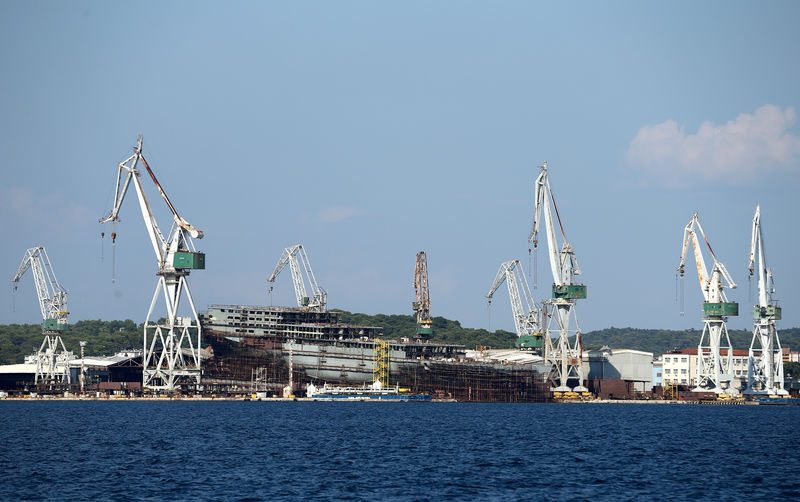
306, 380, 431, 401
752, 396, 800, 405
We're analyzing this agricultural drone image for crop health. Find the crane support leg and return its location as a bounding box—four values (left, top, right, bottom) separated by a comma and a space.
143, 274, 202, 391
545, 301, 586, 392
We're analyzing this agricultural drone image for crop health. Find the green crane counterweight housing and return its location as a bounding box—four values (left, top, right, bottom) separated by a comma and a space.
173, 251, 206, 269
552, 284, 587, 299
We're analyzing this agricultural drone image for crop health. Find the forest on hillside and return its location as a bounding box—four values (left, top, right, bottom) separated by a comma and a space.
0, 320, 141, 365
1, 313, 798, 365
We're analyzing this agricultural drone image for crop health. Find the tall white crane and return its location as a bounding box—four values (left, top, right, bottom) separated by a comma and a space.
677, 212, 739, 395
745, 205, 788, 396
528, 162, 588, 392
486, 259, 544, 350
99, 136, 205, 391
12, 246, 72, 386
267, 244, 326, 312
413, 251, 433, 338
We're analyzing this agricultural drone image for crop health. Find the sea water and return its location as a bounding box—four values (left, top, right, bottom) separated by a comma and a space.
1, 401, 798, 501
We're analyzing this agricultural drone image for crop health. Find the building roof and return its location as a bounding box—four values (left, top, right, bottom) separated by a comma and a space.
67, 354, 138, 368
584, 347, 654, 357
0, 363, 37, 374
465, 348, 545, 365
665, 348, 749, 356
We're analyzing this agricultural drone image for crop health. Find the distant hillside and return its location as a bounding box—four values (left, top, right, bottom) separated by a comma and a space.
0, 320, 141, 365
2, 314, 797, 365
582, 327, 800, 356
334, 312, 800, 356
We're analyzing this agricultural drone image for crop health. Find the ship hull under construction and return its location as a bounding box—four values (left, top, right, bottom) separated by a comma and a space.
200, 305, 551, 402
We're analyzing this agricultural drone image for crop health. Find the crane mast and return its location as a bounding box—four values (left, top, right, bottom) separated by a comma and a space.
99, 136, 205, 391
744, 205, 788, 395
677, 212, 739, 395
11, 246, 72, 386
412, 251, 433, 338
486, 259, 544, 350
528, 162, 588, 393
267, 244, 327, 312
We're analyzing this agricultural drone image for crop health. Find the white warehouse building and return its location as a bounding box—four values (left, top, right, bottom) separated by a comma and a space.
582, 347, 654, 392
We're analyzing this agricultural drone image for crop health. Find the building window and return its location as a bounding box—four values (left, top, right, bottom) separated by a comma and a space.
665, 357, 670, 363
665, 369, 671, 374
681, 369, 687, 374
681, 379, 687, 384
681, 357, 688, 363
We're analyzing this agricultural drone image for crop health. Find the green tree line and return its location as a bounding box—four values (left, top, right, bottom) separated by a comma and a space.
333, 311, 800, 356
0, 320, 141, 365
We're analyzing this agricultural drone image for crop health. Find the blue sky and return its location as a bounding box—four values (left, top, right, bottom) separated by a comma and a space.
2, 1, 799, 339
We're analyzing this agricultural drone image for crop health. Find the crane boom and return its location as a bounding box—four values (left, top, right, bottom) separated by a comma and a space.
486, 259, 543, 348
677, 212, 737, 304
412, 251, 433, 337
748, 205, 774, 308
267, 244, 327, 311
12, 246, 68, 328
529, 162, 582, 288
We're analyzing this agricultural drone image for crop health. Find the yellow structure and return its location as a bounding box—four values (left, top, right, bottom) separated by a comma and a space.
373, 339, 390, 387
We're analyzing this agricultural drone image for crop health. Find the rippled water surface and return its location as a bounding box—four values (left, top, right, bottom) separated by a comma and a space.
1, 401, 799, 501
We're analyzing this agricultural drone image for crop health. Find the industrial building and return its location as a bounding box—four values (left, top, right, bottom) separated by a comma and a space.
0, 351, 143, 393
582, 348, 655, 399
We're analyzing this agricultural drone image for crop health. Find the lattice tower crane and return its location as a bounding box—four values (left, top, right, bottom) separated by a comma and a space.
528, 162, 588, 392
11, 246, 72, 386
412, 251, 433, 338
267, 244, 327, 312
99, 136, 205, 391
486, 259, 544, 350
744, 205, 788, 396
677, 212, 739, 395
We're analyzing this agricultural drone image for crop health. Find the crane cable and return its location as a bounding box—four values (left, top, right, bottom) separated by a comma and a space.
111, 221, 117, 284
487, 298, 492, 332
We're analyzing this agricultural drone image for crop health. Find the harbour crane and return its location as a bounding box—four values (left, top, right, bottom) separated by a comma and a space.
99, 136, 205, 391
486, 259, 544, 350
745, 205, 788, 395
267, 244, 327, 312
677, 212, 738, 395
528, 162, 588, 392
11, 246, 72, 386
412, 251, 433, 338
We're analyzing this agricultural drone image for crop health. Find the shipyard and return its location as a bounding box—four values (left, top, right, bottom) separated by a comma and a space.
2, 138, 798, 406
6, 6, 800, 502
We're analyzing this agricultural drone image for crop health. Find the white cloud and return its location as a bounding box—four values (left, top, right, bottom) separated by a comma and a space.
315, 205, 361, 223
626, 105, 800, 184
